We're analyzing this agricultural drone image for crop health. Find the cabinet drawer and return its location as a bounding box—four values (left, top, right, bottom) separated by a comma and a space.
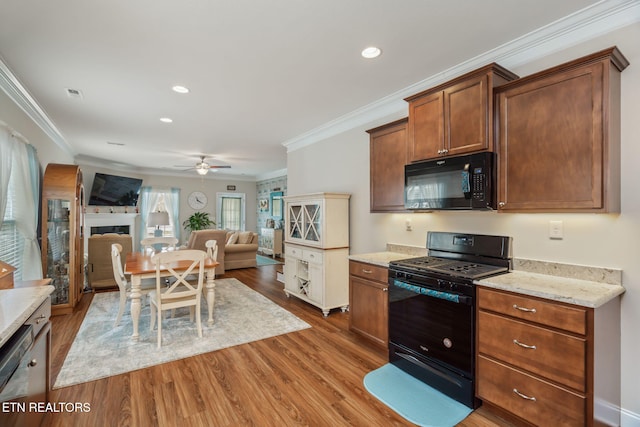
477, 355, 585, 426
478, 311, 586, 391
25, 298, 51, 338
302, 249, 323, 264
285, 245, 303, 258
478, 287, 587, 335
349, 261, 387, 283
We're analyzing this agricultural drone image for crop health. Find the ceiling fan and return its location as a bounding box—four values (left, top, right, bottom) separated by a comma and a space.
175, 156, 231, 176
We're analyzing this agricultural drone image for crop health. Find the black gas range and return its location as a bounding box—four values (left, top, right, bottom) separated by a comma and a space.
388, 231, 512, 408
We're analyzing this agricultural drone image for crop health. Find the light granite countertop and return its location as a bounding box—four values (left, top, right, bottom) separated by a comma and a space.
475, 271, 624, 308
349, 245, 624, 308
0, 285, 54, 347
348, 251, 420, 268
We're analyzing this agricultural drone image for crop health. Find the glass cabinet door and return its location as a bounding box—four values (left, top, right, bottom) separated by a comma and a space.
289, 205, 303, 239
46, 199, 71, 305
303, 204, 321, 242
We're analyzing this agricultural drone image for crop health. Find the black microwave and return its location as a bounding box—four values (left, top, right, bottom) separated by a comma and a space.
405, 152, 495, 210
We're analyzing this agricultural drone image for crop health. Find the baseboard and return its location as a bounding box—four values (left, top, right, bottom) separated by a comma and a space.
621, 407, 640, 427
595, 398, 640, 427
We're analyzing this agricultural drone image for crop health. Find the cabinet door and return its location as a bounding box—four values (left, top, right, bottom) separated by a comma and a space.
408, 91, 444, 162
368, 119, 408, 212
307, 262, 323, 304
303, 203, 322, 244
445, 74, 489, 155
497, 60, 606, 211
284, 260, 298, 293
349, 275, 388, 347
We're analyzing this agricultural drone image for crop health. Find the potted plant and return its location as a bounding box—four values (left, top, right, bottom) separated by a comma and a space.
183, 211, 215, 233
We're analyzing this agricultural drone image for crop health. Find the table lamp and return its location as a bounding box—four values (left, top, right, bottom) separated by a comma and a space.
148, 211, 170, 237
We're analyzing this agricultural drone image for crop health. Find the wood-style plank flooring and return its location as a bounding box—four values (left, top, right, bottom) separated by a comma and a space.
43, 264, 513, 427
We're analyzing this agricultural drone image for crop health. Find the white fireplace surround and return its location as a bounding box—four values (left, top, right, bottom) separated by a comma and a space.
84, 213, 139, 254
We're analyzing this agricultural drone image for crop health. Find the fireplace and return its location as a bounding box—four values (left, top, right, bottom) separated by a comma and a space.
84, 213, 139, 253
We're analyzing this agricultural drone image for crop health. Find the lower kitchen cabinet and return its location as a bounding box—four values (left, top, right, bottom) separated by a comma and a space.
476, 286, 620, 427
348, 261, 388, 347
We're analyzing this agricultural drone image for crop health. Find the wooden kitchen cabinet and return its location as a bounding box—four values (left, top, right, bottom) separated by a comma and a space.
367, 118, 408, 212
41, 164, 85, 315
495, 47, 629, 212
348, 261, 388, 347
405, 63, 517, 162
476, 287, 592, 426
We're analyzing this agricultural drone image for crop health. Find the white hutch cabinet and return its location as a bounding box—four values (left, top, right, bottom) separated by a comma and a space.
283, 192, 350, 316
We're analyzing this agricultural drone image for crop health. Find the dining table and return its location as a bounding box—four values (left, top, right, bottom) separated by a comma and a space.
124, 250, 219, 341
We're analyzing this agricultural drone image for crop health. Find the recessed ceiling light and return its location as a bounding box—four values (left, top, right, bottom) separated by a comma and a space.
159, 117, 173, 123
361, 46, 382, 59
172, 85, 190, 94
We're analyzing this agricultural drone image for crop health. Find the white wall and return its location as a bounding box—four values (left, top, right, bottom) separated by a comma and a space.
79, 164, 258, 243
287, 23, 640, 422
0, 90, 74, 166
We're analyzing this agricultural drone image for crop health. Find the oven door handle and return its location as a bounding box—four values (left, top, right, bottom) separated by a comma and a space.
392, 280, 472, 305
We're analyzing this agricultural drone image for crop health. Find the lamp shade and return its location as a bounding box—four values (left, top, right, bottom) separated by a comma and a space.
147, 211, 170, 227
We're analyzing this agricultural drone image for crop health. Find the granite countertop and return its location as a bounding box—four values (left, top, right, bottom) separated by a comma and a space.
0, 285, 54, 347
348, 252, 419, 268
350, 246, 624, 309
475, 271, 624, 308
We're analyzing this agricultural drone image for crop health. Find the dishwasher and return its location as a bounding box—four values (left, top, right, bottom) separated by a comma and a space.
0, 324, 40, 426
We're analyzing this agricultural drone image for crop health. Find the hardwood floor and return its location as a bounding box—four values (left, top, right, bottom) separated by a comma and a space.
43, 264, 513, 427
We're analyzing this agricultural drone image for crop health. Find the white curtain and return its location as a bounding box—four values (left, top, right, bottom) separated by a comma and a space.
139, 186, 161, 243
164, 188, 180, 242
0, 123, 14, 229
0, 121, 43, 280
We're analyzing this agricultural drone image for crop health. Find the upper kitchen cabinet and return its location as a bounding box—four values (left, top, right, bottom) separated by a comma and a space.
405, 64, 518, 162
495, 47, 628, 213
367, 118, 408, 212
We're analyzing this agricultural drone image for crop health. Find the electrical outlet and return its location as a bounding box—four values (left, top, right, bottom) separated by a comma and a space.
405, 218, 413, 232
549, 220, 563, 239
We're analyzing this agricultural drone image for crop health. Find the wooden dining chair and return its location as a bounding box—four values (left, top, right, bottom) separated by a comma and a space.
111, 243, 155, 327
141, 236, 178, 253
149, 249, 206, 348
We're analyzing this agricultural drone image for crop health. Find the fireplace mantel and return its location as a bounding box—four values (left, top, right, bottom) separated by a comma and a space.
84, 213, 139, 254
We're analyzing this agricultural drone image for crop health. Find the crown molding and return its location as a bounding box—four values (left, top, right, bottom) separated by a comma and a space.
0, 56, 75, 157
283, 0, 640, 153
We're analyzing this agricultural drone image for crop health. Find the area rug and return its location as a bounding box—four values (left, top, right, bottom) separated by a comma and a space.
364, 364, 473, 427
54, 278, 310, 389
256, 254, 283, 266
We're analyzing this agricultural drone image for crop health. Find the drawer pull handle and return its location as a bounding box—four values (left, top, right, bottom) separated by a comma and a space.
513, 388, 536, 402
513, 304, 536, 313
28, 359, 38, 368
35, 314, 47, 324
362, 269, 373, 274
513, 339, 536, 350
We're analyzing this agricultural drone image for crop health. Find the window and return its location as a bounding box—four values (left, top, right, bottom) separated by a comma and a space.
138, 187, 180, 244
0, 176, 25, 279
217, 193, 246, 231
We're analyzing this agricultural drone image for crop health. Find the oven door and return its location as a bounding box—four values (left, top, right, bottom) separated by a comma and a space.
388, 278, 474, 378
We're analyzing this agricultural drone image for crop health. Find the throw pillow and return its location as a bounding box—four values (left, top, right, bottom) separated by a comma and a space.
237, 231, 253, 244
227, 232, 239, 245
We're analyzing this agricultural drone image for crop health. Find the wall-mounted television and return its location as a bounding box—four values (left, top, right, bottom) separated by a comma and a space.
88, 173, 143, 206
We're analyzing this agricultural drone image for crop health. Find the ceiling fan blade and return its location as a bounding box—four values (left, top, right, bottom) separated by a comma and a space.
209, 165, 231, 169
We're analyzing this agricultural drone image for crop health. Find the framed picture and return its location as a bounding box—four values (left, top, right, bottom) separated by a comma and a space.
259, 198, 269, 211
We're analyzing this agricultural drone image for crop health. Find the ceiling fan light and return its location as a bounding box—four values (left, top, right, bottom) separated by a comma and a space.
196, 167, 208, 176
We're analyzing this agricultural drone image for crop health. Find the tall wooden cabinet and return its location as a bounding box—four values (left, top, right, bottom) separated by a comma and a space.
495, 47, 629, 212
41, 164, 85, 315
283, 193, 350, 316
367, 118, 408, 212
405, 63, 517, 162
